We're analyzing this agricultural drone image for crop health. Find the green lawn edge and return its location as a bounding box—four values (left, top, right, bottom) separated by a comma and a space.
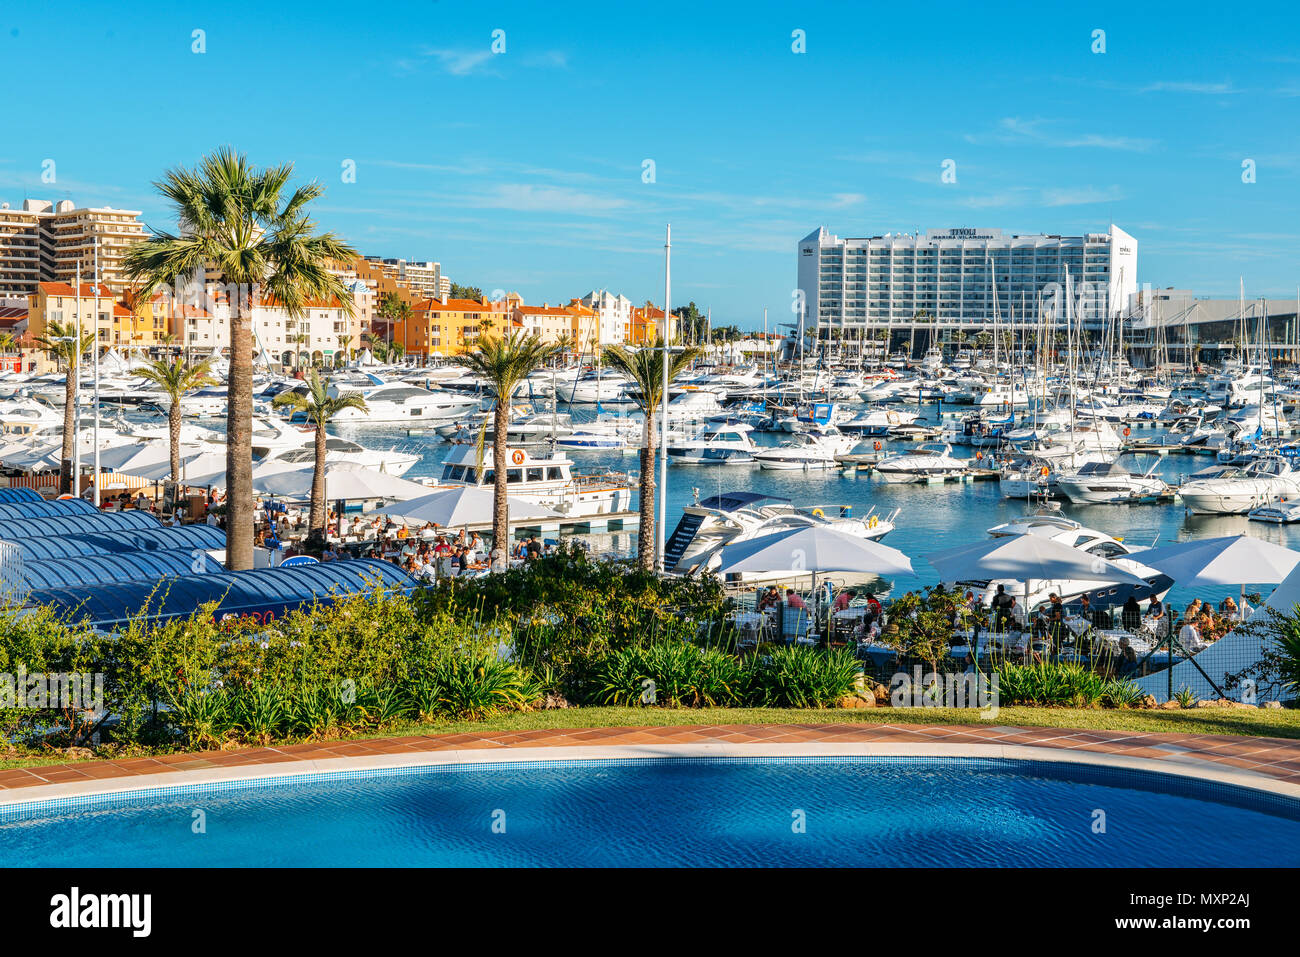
4, 704, 1298, 771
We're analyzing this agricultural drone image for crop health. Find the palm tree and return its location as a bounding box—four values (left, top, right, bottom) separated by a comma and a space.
553, 332, 575, 363
457, 333, 561, 558
134, 357, 217, 494
123, 147, 357, 569
602, 339, 703, 570
271, 370, 368, 536
34, 321, 96, 495
0, 332, 14, 353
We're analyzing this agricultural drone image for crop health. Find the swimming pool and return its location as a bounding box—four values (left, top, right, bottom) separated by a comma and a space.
4, 757, 1298, 867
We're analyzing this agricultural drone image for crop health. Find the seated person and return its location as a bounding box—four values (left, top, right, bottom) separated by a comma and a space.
757, 586, 781, 612
832, 588, 855, 613
1120, 595, 1142, 631
784, 589, 806, 610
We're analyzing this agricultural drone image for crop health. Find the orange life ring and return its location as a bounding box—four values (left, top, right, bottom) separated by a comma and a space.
1040, 466, 1050, 476
975, 451, 983, 460
1123, 427, 1131, 437
511, 449, 525, 465
872, 440, 882, 451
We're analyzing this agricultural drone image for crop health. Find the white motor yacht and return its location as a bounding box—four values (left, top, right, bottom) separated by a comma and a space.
873, 443, 970, 483
1057, 461, 1168, 504
964, 510, 1172, 610
668, 423, 757, 465
1177, 456, 1300, 514
664, 491, 900, 575
433, 444, 635, 518
751, 427, 859, 470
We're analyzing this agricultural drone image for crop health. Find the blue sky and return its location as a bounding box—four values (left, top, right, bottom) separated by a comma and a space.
4, 0, 1300, 328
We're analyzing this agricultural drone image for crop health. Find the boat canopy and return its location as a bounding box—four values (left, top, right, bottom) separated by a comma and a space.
697, 492, 792, 511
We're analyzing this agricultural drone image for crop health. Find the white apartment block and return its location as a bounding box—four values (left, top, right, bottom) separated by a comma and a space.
0, 199, 146, 297
171, 287, 355, 366
797, 225, 1138, 335
580, 289, 632, 346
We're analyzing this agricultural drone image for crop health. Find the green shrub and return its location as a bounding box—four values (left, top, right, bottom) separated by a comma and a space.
743, 646, 861, 709
593, 640, 745, 708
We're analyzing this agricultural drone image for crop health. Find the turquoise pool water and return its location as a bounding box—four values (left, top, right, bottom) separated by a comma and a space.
3, 757, 1297, 867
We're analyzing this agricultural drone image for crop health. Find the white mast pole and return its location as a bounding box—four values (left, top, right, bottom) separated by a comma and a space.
656, 224, 671, 572
92, 242, 101, 507
73, 263, 82, 497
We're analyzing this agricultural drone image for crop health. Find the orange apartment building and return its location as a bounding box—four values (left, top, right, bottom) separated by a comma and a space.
393, 297, 516, 357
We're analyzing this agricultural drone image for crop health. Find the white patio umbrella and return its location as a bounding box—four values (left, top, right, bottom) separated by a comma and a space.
926, 534, 1154, 589
96, 441, 170, 473
1127, 535, 1300, 598
717, 526, 913, 633
120, 449, 230, 484
717, 525, 914, 578
382, 486, 561, 526
252, 461, 431, 500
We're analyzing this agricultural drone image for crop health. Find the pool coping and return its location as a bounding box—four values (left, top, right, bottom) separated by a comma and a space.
3, 723, 1300, 807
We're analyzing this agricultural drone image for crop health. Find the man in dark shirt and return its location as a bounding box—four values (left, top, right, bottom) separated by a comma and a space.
991, 584, 1014, 631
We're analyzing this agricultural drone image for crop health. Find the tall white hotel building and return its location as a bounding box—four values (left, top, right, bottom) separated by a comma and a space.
796, 225, 1137, 338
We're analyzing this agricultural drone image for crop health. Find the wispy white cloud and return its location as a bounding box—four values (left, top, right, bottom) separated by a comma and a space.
965, 117, 1156, 152
420, 47, 498, 77
1139, 80, 1240, 94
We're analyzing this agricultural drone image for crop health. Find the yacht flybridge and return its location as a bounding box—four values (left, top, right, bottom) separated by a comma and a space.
751, 427, 859, 470
435, 444, 635, 518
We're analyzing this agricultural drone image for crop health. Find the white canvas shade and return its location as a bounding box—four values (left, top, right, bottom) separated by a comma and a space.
382, 486, 561, 526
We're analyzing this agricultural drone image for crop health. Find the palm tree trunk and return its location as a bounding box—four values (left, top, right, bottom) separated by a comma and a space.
226, 306, 254, 569
60, 371, 75, 495
168, 399, 182, 498
310, 422, 327, 533
492, 401, 509, 555
637, 412, 656, 570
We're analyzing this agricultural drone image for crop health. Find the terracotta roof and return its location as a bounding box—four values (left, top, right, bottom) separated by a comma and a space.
35, 281, 115, 298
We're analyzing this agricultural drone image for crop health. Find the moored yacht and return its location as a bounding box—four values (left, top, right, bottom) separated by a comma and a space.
1057, 461, 1168, 504
873, 443, 970, 483
1177, 456, 1300, 514
751, 427, 859, 470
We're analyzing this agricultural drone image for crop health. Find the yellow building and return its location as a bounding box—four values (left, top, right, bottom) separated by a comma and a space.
399, 297, 511, 356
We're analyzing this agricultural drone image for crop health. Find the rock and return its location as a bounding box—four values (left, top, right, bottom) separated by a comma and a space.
64, 746, 93, 760
873, 684, 891, 705
854, 691, 876, 708
1262, 700, 1283, 709
1140, 695, 1159, 710
1195, 698, 1255, 710
1159, 700, 1182, 710
541, 694, 570, 710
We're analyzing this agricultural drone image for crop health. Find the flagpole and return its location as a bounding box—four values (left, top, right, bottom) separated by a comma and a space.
656, 224, 671, 573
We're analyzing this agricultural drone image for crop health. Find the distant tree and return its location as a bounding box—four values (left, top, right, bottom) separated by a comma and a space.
671, 301, 706, 344
450, 283, 483, 301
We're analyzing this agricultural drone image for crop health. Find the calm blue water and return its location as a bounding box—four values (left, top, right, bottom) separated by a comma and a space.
4, 758, 1297, 866
331, 401, 1300, 609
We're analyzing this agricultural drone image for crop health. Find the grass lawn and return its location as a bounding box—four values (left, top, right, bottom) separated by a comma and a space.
3, 704, 1298, 771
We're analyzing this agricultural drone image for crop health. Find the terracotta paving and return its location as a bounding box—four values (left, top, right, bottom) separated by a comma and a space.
3, 723, 1300, 796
